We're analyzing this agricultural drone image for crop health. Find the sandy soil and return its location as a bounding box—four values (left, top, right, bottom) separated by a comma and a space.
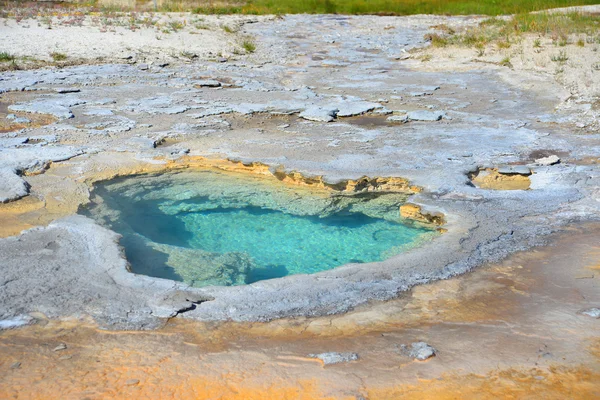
0, 12, 273, 65
408, 6, 600, 132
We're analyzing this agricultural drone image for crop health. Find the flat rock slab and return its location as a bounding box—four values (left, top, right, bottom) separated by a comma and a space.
387, 115, 409, 123
299, 107, 338, 122
8, 96, 86, 119
308, 352, 359, 365
194, 79, 222, 88
497, 165, 532, 175
401, 342, 436, 361
0, 168, 29, 203
536, 155, 560, 166
0, 216, 209, 329
580, 308, 600, 318
336, 101, 381, 117
407, 110, 444, 122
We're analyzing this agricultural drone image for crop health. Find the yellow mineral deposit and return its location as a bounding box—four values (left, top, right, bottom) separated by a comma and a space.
470, 168, 531, 191
0, 153, 435, 238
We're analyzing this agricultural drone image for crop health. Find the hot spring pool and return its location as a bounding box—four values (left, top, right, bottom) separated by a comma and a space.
84, 170, 432, 287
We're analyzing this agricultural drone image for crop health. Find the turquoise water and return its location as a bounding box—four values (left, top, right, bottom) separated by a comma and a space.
85, 171, 430, 287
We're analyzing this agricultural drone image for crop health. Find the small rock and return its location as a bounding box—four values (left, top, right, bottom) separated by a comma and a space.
407, 110, 444, 122
580, 308, 600, 318
125, 379, 140, 386
6, 114, 30, 124
387, 115, 409, 124
373, 108, 393, 115
55, 88, 81, 94
218, 57, 228, 63
52, 343, 67, 352
277, 123, 290, 129
10, 362, 21, 369
83, 108, 114, 117
401, 342, 436, 361
308, 352, 359, 365
535, 155, 560, 166
138, 64, 149, 71
157, 62, 169, 68
0, 315, 34, 329
336, 101, 380, 117
299, 107, 338, 122
58, 355, 72, 360
497, 165, 532, 175
394, 54, 411, 60
194, 79, 222, 88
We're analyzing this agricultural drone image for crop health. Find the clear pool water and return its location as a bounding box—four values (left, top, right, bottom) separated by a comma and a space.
85, 171, 431, 287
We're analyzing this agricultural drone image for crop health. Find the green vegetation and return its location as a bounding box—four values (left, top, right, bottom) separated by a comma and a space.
0, 51, 15, 62
188, 0, 599, 16
50, 52, 67, 61
500, 56, 512, 67
551, 49, 569, 62
427, 12, 599, 50
0, 0, 598, 17
167, 21, 184, 32
221, 24, 236, 33
242, 39, 256, 53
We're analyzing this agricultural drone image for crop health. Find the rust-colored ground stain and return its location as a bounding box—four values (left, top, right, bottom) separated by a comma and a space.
1, 225, 599, 399
0, 94, 57, 133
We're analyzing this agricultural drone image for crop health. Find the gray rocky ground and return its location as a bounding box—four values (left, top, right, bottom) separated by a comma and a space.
0, 14, 599, 329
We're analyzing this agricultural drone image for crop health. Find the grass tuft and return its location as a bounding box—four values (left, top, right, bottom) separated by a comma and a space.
221, 24, 235, 33
551, 49, 569, 62
242, 39, 256, 53
0, 52, 15, 62
50, 52, 67, 61
500, 56, 512, 67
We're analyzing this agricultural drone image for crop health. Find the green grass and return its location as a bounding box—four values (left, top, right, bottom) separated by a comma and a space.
427, 11, 599, 49
242, 39, 256, 53
0, 51, 15, 62
168, 21, 185, 32
551, 49, 569, 62
499, 56, 512, 67
1, 0, 598, 17
187, 0, 600, 16
50, 52, 67, 61
221, 24, 236, 33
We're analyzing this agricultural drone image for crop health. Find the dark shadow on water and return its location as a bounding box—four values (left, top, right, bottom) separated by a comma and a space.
245, 264, 289, 284
92, 185, 195, 248
120, 233, 184, 282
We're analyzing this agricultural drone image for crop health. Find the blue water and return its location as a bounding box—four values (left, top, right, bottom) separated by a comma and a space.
86, 171, 430, 287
